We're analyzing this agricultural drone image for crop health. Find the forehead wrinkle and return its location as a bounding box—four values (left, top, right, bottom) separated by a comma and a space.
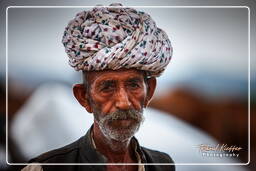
126, 76, 143, 82
87, 69, 145, 86
98, 80, 116, 87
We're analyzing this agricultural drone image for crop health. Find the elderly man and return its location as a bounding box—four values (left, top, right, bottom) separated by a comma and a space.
22, 3, 174, 171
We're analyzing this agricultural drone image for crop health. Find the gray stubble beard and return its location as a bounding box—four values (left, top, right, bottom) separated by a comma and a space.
94, 109, 145, 142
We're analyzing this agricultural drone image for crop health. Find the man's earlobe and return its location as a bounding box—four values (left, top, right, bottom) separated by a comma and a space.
144, 77, 157, 107
73, 84, 92, 113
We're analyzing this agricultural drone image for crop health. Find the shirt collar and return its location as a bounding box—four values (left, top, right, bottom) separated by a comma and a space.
79, 124, 147, 164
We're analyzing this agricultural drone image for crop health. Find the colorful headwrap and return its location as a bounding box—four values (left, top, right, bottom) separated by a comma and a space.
62, 3, 173, 77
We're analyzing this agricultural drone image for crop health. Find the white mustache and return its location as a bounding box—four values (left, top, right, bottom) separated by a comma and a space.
103, 109, 143, 122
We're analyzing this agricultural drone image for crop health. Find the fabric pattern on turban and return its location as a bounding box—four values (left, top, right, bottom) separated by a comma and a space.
62, 3, 173, 77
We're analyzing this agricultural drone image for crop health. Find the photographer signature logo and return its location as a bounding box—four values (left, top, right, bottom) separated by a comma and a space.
196, 144, 242, 158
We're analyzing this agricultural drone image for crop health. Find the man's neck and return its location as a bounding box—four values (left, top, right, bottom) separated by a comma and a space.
92, 123, 137, 163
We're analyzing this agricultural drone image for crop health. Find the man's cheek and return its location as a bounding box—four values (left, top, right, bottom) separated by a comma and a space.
100, 101, 115, 115
139, 90, 148, 107
130, 96, 145, 110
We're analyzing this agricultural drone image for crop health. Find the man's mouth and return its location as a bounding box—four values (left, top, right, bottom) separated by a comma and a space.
109, 118, 135, 128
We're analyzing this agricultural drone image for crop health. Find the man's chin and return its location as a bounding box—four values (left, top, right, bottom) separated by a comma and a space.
103, 125, 140, 142
108, 132, 135, 142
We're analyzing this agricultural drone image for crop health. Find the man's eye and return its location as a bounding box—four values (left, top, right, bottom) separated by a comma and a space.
101, 86, 114, 92
128, 83, 140, 89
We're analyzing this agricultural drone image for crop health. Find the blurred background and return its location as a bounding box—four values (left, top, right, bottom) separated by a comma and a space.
0, 0, 255, 171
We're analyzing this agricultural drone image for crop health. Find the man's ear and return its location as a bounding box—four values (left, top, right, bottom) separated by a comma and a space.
73, 84, 92, 113
144, 77, 156, 107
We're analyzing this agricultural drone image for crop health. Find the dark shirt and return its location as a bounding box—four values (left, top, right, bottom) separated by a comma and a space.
25, 126, 175, 171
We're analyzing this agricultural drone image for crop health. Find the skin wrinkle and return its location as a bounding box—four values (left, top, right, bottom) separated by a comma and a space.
87, 70, 147, 114
87, 70, 147, 148
73, 69, 156, 170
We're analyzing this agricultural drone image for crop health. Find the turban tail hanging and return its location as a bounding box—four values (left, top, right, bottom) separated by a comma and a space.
62, 3, 173, 77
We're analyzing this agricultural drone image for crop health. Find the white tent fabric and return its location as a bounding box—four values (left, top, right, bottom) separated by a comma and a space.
10, 83, 248, 171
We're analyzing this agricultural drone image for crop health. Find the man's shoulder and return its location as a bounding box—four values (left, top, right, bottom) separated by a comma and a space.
141, 146, 175, 171
141, 146, 174, 163
29, 136, 83, 163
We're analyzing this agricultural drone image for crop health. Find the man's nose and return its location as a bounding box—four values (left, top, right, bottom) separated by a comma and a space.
115, 87, 131, 110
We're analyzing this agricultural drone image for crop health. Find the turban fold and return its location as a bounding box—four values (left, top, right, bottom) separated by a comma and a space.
62, 3, 173, 77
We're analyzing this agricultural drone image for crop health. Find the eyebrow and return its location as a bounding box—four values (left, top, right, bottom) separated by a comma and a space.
126, 77, 143, 83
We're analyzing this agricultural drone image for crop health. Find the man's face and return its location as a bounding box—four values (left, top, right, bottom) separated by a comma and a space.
86, 69, 149, 142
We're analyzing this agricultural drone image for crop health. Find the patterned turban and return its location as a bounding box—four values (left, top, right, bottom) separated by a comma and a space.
62, 3, 173, 77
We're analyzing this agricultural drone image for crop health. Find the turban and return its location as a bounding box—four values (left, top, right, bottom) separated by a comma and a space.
62, 3, 173, 77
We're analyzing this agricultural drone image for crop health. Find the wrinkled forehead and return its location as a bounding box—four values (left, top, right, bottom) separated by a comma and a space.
83, 69, 146, 84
